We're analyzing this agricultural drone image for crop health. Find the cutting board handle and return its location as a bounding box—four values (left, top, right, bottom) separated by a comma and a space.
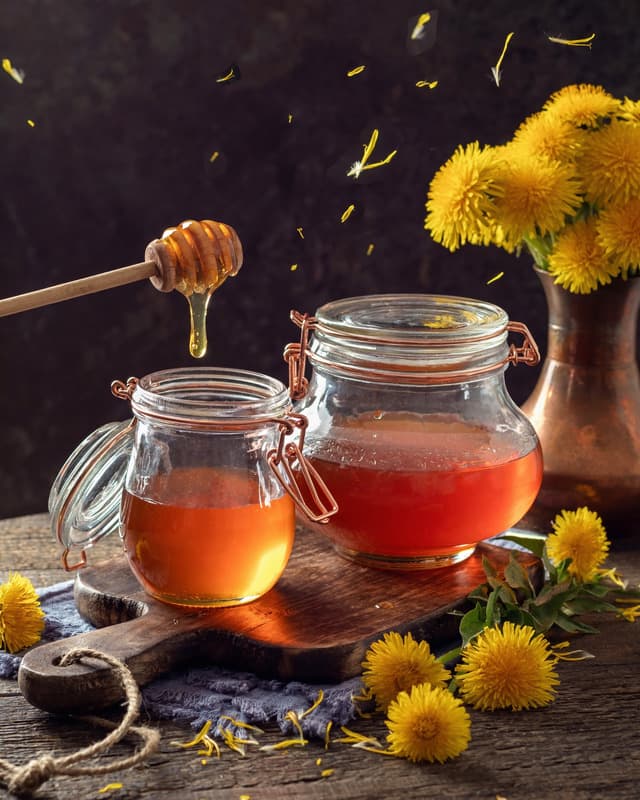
18, 611, 208, 713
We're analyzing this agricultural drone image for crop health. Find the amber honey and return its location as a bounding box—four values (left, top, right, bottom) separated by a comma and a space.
121, 466, 295, 606
307, 414, 543, 567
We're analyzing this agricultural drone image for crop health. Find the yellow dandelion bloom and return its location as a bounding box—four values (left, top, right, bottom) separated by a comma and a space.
547, 217, 620, 294
543, 83, 620, 129
385, 683, 471, 763
546, 506, 610, 581
456, 622, 559, 711
492, 150, 582, 247
511, 112, 585, 164
425, 142, 504, 252
578, 119, 640, 207
597, 198, 640, 275
618, 97, 640, 124
361, 631, 451, 711
0, 572, 45, 653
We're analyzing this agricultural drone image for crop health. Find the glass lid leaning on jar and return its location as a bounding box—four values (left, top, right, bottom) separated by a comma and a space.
48, 367, 337, 608
283, 293, 543, 570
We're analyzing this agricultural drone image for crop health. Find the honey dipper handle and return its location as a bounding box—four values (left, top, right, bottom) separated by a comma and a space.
0, 260, 158, 318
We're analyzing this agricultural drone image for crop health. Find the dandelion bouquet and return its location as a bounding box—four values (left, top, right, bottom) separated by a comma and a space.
425, 83, 640, 294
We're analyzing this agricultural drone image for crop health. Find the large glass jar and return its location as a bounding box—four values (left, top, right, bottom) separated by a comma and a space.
284, 294, 543, 569
49, 367, 336, 607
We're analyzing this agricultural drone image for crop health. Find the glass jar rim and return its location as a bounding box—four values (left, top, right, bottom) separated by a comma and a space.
131, 367, 291, 427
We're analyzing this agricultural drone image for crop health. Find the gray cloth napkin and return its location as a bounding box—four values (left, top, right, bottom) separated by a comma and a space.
0, 581, 360, 739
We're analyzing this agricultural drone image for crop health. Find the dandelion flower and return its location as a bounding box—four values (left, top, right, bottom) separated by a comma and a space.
546, 507, 610, 581
385, 683, 471, 763
597, 198, 640, 276
425, 142, 504, 252
547, 217, 620, 294
511, 112, 585, 164
618, 97, 640, 124
455, 622, 559, 711
361, 631, 450, 711
543, 83, 619, 129
578, 119, 640, 207
0, 572, 45, 653
492, 149, 582, 248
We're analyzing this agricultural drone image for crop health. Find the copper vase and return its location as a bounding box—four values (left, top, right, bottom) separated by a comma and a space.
520, 267, 640, 538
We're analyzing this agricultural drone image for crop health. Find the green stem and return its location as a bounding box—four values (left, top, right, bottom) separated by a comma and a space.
522, 234, 552, 269
437, 646, 462, 664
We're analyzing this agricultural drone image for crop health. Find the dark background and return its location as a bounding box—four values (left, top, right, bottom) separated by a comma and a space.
0, 0, 638, 519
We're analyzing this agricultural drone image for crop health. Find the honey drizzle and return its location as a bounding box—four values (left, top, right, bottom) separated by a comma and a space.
185, 289, 212, 359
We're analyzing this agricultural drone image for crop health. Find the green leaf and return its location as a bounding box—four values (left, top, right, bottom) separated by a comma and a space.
582, 582, 611, 598
498, 583, 517, 605
487, 575, 505, 591
562, 596, 618, 615
553, 612, 600, 635
485, 587, 501, 627
459, 603, 487, 647
502, 606, 539, 631
504, 553, 535, 596
498, 531, 547, 558
533, 579, 574, 605
467, 585, 489, 602
482, 556, 498, 580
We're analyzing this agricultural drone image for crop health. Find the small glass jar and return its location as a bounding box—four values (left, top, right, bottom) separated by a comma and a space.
283, 293, 543, 569
49, 367, 336, 607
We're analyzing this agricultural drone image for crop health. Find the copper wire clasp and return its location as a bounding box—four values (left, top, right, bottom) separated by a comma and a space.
111, 376, 139, 400
283, 311, 317, 400
506, 321, 540, 367
267, 413, 338, 523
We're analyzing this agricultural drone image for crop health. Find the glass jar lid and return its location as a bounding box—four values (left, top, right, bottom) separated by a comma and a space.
308, 293, 512, 384
49, 419, 133, 555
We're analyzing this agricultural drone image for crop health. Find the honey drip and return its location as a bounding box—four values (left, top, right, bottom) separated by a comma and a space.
185, 290, 212, 359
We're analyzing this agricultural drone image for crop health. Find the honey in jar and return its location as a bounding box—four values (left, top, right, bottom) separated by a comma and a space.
284, 294, 543, 569
121, 467, 295, 606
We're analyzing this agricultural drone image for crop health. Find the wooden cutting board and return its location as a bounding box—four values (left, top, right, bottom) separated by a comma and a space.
18, 527, 541, 715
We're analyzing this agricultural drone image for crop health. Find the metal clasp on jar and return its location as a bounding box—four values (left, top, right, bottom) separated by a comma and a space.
267, 412, 338, 523
283, 311, 318, 400
505, 321, 540, 367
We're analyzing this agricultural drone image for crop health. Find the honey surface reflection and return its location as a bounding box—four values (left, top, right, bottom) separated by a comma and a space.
121, 467, 295, 607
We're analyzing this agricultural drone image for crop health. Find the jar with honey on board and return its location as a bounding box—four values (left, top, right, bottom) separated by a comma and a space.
284, 293, 543, 569
49, 367, 336, 607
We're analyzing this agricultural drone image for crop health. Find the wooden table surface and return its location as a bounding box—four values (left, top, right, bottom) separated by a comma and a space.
0, 513, 639, 800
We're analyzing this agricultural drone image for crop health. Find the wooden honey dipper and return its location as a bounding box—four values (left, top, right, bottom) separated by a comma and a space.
0, 219, 243, 358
